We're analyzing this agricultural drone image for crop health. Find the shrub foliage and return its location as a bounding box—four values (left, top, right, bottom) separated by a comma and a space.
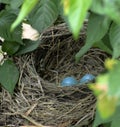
0, 0, 120, 126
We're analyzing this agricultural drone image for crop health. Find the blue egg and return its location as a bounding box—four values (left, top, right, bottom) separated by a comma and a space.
61, 76, 78, 86
79, 74, 95, 85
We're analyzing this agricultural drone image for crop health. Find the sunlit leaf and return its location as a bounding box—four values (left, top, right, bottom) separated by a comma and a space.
0, 59, 19, 94
90, 74, 109, 96
63, 0, 92, 39
62, 0, 70, 15
97, 94, 117, 119
11, 0, 39, 31
104, 59, 117, 71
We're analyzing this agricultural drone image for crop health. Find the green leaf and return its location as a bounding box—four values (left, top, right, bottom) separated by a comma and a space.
103, 1, 120, 24
29, 0, 59, 32
10, 0, 23, 9
90, 0, 105, 15
16, 39, 42, 55
91, 0, 120, 24
0, 10, 22, 44
0, 59, 19, 94
103, 123, 112, 127
94, 40, 112, 55
75, 13, 110, 62
86, 14, 110, 45
111, 118, 120, 127
65, 0, 92, 39
93, 109, 111, 127
102, 34, 113, 51
97, 94, 117, 119
111, 105, 120, 127
75, 42, 92, 63
11, 0, 39, 31
93, 106, 120, 127
108, 60, 120, 96
109, 23, 120, 58
0, 0, 10, 4
2, 40, 20, 55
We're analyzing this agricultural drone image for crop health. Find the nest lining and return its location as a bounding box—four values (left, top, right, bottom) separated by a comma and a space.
35, 22, 107, 84
0, 22, 108, 127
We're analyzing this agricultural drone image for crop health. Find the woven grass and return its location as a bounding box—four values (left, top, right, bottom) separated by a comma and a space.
0, 22, 108, 127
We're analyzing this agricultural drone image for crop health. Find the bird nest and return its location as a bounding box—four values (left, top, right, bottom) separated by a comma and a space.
0, 22, 108, 127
